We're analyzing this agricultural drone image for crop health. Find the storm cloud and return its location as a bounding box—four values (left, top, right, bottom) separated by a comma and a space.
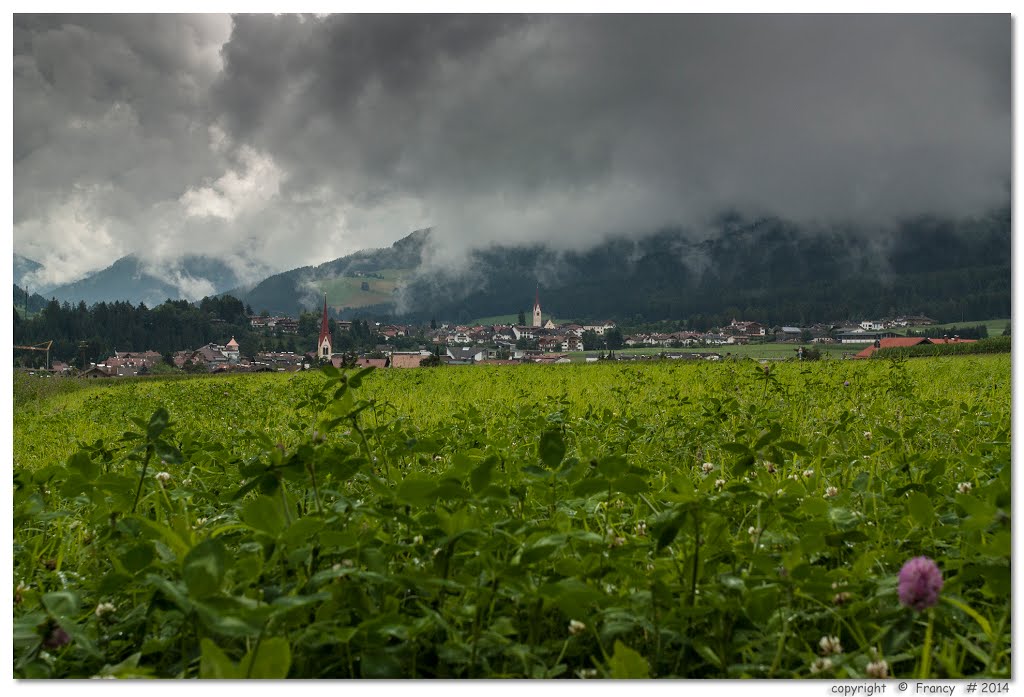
13, 13, 1010, 287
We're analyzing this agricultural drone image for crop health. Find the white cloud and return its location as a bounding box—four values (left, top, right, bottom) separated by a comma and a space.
180, 145, 284, 220
15, 187, 125, 289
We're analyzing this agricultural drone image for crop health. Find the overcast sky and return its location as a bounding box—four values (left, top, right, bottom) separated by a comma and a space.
12, 13, 1011, 288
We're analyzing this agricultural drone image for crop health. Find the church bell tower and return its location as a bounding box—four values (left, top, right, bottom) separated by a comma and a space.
318, 294, 332, 360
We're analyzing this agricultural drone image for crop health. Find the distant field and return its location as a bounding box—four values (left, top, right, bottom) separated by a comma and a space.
570, 342, 856, 362
320, 268, 408, 310
894, 318, 1010, 337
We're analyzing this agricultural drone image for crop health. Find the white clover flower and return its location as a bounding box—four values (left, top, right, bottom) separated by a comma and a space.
957, 481, 972, 494
575, 668, 598, 679
865, 660, 889, 679
825, 486, 839, 498
568, 619, 586, 636
803, 469, 814, 478
788, 474, 800, 481
610, 536, 626, 548
863, 431, 872, 441
634, 521, 647, 536
702, 462, 715, 474
95, 602, 116, 619
154, 471, 172, 484
818, 635, 843, 656
810, 657, 833, 674
412, 535, 424, 545
714, 479, 725, 489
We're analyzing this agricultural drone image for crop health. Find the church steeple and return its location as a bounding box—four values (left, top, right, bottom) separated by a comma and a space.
532, 285, 542, 328
317, 294, 332, 360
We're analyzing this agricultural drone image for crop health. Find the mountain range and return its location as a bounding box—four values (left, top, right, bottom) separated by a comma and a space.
13, 209, 1010, 326
18, 254, 248, 309
13, 254, 44, 291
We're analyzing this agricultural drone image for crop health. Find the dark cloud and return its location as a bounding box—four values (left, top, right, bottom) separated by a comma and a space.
13, 13, 1010, 287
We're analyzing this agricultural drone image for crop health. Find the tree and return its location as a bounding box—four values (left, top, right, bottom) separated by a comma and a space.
605, 328, 624, 351
518, 309, 526, 326
1002, 323, 1011, 337
419, 354, 442, 367
581, 330, 601, 351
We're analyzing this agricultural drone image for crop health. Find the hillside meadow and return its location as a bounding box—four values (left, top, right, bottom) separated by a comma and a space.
12, 356, 1011, 678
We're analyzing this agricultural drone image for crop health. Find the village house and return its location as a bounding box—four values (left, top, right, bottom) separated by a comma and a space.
726, 319, 765, 337
561, 336, 583, 352
252, 351, 305, 372
833, 330, 898, 344
249, 315, 299, 333
353, 357, 389, 369
390, 351, 434, 368
80, 365, 112, 379
173, 340, 239, 371
446, 346, 489, 364
776, 326, 804, 341
530, 353, 572, 364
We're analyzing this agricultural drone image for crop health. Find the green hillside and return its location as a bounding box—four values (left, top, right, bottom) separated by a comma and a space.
320, 268, 410, 311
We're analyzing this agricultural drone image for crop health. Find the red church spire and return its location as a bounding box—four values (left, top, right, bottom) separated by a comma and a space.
318, 294, 331, 351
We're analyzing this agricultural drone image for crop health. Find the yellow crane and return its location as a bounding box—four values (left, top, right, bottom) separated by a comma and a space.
13, 340, 53, 370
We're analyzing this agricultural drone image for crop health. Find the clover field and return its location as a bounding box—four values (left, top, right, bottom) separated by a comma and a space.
12, 355, 1011, 678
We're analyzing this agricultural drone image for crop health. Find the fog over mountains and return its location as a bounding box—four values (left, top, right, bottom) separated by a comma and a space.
13, 14, 1010, 307
18, 202, 1009, 327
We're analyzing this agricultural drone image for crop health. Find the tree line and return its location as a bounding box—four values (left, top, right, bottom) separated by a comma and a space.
12, 295, 427, 369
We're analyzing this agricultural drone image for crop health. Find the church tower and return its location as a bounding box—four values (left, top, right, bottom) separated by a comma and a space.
317, 294, 332, 360
532, 285, 542, 328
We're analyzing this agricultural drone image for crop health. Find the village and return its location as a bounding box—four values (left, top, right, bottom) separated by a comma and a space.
49, 287, 960, 379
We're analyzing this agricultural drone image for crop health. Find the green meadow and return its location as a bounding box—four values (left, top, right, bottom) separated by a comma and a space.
13, 356, 1011, 678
